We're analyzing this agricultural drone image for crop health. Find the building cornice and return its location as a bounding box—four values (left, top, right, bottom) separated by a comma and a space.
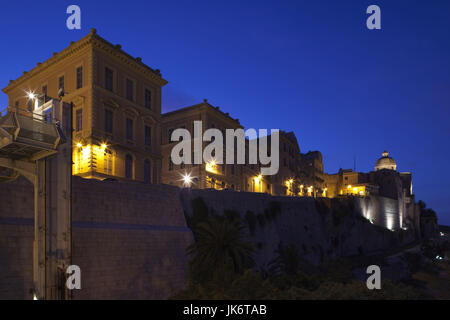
90, 34, 167, 87
2, 33, 94, 93
2, 29, 167, 94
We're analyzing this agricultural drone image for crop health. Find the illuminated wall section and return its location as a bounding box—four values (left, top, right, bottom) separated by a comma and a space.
355, 196, 400, 231
73, 143, 114, 178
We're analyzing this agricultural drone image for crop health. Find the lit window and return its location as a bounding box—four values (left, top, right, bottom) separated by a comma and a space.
104, 149, 113, 175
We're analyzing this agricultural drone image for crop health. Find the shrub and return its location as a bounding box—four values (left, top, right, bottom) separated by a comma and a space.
257, 213, 266, 228
245, 211, 257, 236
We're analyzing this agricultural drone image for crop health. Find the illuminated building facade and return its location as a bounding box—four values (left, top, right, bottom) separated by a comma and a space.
2, 29, 166, 182
323, 151, 412, 200
267, 131, 326, 197
161, 100, 270, 192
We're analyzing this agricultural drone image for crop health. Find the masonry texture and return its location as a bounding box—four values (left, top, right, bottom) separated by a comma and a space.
180, 189, 419, 267
0, 177, 423, 299
0, 177, 194, 300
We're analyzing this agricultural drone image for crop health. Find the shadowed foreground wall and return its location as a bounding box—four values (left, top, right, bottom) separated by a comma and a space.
0, 177, 422, 299
0, 177, 193, 300
71, 178, 193, 299
0, 178, 34, 299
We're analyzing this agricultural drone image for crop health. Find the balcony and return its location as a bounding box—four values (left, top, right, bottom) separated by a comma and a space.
0, 106, 61, 161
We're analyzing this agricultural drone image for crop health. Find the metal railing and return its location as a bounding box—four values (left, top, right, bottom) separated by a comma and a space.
0, 106, 58, 124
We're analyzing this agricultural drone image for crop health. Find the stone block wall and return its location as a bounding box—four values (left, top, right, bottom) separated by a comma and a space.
0, 177, 194, 300
0, 176, 422, 300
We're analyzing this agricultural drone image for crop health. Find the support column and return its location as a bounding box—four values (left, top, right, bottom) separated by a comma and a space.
33, 159, 46, 300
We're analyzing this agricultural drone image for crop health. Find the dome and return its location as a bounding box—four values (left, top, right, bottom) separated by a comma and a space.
375, 151, 397, 171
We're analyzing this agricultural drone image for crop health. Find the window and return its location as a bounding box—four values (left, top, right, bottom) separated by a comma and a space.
144, 159, 151, 184
105, 67, 113, 91
104, 149, 113, 175
27, 99, 32, 111
145, 126, 151, 146
104, 109, 113, 134
43, 108, 52, 123
168, 128, 174, 143
126, 118, 133, 140
125, 154, 133, 179
75, 109, 82, 132
126, 79, 133, 101
76, 67, 83, 89
15, 101, 19, 107
42, 85, 47, 97
153, 164, 158, 184
58, 76, 64, 91
145, 89, 152, 109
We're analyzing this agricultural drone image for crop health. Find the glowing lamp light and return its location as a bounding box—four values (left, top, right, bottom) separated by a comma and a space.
254, 175, 262, 183
27, 92, 36, 100
182, 173, 193, 187
101, 143, 108, 150
82, 145, 91, 160
205, 159, 218, 173
76, 142, 82, 148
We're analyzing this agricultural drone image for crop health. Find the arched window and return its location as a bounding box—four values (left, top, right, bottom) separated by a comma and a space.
144, 159, 151, 184
125, 154, 133, 179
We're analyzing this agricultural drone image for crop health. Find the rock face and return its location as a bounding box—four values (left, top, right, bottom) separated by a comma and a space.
180, 189, 420, 268
420, 213, 440, 239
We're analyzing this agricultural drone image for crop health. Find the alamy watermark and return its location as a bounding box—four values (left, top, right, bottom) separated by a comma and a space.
366, 265, 381, 290
66, 5, 81, 30
170, 121, 280, 176
66, 265, 81, 290
366, 5, 381, 30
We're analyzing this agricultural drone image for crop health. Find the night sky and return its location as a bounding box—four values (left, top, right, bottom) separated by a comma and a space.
1, 1, 449, 225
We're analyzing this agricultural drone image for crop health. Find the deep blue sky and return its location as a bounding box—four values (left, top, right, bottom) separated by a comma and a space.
1, 1, 449, 225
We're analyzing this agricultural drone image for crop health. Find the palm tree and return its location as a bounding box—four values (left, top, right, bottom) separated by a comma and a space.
269, 242, 301, 275
187, 217, 254, 276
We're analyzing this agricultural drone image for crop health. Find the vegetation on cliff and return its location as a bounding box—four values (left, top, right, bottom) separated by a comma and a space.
174, 197, 449, 300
